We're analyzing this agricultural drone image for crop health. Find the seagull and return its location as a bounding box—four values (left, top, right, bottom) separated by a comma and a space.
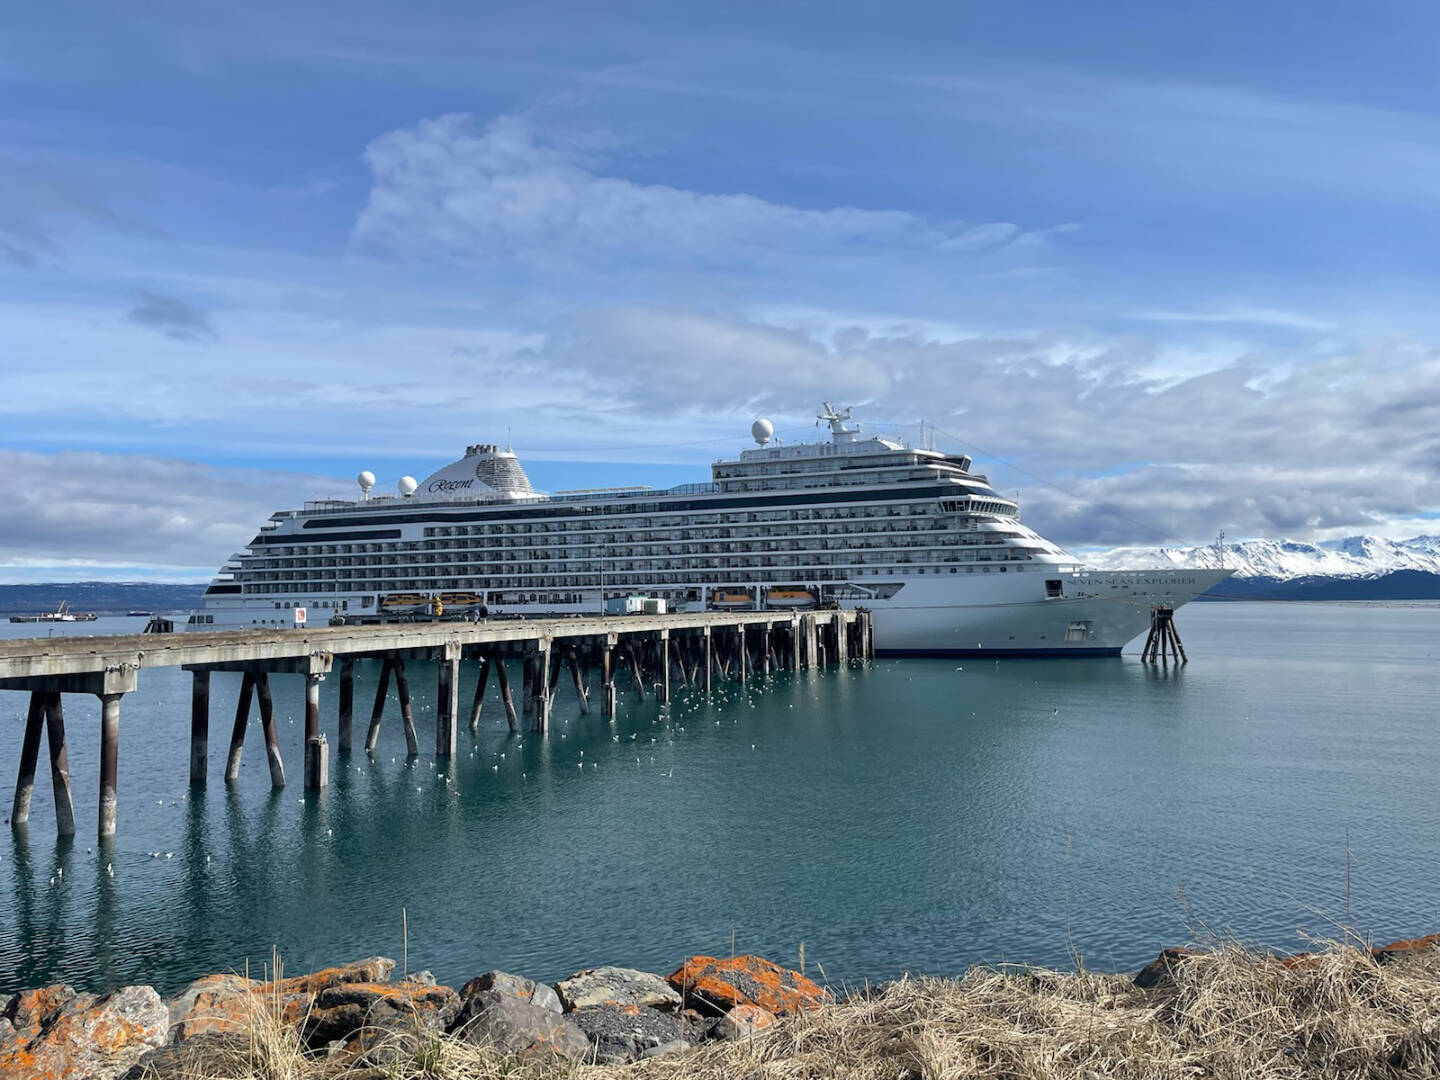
106, 863, 114, 876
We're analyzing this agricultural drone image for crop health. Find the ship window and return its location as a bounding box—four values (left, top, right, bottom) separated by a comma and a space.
1045, 579, 1063, 598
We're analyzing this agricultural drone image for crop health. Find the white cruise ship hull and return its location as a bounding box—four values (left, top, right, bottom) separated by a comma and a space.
196, 568, 1229, 656
865, 568, 1230, 656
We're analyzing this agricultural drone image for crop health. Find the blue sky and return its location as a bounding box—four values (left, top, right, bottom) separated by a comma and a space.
4, 1, 1440, 580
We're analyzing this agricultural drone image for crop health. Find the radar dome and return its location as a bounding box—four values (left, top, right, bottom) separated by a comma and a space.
397, 475, 418, 497
751, 418, 775, 445
356, 470, 376, 493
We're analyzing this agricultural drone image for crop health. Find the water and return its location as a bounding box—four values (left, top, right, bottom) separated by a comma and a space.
2, 603, 1438, 995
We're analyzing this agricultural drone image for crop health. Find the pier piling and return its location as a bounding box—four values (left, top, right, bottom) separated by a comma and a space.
527, 644, 552, 733
225, 672, 255, 781
365, 659, 392, 753
189, 670, 209, 783
98, 693, 120, 837
495, 658, 518, 732
469, 656, 491, 730
255, 672, 285, 788
393, 660, 419, 755
337, 659, 354, 753
304, 735, 329, 790
1141, 607, 1188, 664
625, 644, 645, 701
44, 693, 75, 836
566, 649, 591, 714
436, 653, 458, 757
10, 693, 44, 828
601, 643, 616, 716
304, 673, 322, 743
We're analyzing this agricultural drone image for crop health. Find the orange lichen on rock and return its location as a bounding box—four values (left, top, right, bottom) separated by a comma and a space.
667, 956, 830, 1016
0, 985, 167, 1080
270, 957, 394, 996
1373, 934, 1440, 963
167, 958, 396, 1043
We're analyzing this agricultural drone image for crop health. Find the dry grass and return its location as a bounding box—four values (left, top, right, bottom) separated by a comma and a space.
136, 941, 1440, 1080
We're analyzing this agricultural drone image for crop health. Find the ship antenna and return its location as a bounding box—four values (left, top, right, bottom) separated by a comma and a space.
1215, 529, 1225, 569
506, 426, 512, 453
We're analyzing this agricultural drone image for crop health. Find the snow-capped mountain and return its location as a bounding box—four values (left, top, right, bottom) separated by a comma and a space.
1081, 535, 1440, 580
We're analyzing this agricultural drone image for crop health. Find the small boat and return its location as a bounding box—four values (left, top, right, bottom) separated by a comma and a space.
378, 592, 432, 615
436, 591, 486, 611
9, 601, 99, 623
127, 610, 155, 617
709, 589, 756, 610
764, 586, 818, 609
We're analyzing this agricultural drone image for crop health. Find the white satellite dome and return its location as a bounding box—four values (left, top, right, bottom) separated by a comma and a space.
356, 470, 376, 493
397, 475, 418, 497
751, 418, 775, 445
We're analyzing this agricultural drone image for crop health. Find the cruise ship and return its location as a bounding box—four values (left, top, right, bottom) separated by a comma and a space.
191, 405, 1231, 655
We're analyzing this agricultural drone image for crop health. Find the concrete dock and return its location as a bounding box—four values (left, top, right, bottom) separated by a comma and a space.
4, 609, 874, 837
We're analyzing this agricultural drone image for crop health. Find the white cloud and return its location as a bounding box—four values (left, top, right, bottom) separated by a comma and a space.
0, 451, 349, 579
1131, 308, 1336, 332
353, 113, 1032, 268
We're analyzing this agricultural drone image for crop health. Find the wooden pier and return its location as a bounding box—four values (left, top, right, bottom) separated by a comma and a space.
3, 609, 874, 837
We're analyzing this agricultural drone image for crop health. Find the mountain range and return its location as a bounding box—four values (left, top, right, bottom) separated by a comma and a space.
1082, 534, 1440, 600
0, 582, 206, 615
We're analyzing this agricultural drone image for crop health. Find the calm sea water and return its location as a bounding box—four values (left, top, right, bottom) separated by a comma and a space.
2, 602, 1437, 995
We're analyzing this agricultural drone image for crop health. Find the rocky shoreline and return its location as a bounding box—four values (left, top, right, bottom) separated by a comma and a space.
2, 951, 829, 1078
4, 934, 1440, 1078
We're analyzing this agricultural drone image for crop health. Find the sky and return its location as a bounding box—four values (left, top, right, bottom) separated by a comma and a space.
4, 0, 1440, 581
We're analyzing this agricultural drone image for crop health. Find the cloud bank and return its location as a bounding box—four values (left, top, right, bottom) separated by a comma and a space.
354, 114, 1031, 271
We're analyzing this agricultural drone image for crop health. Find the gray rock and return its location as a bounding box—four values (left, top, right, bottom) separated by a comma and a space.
402, 970, 437, 986
450, 989, 589, 1060
712, 1003, 778, 1041
458, 970, 563, 1014
120, 1033, 251, 1079
304, 981, 460, 1047
1133, 947, 1205, 989
571, 1002, 690, 1063
642, 1038, 689, 1059
555, 966, 681, 1011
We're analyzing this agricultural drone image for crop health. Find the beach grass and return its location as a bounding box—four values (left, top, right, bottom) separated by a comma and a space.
135, 938, 1440, 1079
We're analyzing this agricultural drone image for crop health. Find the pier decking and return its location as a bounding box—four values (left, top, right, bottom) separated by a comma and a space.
4, 609, 873, 837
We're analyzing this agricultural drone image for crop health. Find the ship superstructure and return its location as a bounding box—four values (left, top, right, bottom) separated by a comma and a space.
192, 406, 1230, 654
